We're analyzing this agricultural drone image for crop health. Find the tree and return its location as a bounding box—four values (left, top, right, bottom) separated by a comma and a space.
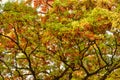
0, 0, 120, 80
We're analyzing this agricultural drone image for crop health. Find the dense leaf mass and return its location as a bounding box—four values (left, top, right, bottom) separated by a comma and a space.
0, 0, 120, 80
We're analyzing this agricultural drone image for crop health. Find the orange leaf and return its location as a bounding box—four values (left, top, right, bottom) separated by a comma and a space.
85, 33, 95, 40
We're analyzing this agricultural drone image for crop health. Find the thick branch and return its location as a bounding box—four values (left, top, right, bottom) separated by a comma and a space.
94, 41, 109, 65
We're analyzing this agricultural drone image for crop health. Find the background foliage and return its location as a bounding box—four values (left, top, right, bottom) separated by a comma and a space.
0, 0, 120, 80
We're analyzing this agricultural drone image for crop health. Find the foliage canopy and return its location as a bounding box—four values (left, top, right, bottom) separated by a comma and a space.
0, 0, 120, 80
